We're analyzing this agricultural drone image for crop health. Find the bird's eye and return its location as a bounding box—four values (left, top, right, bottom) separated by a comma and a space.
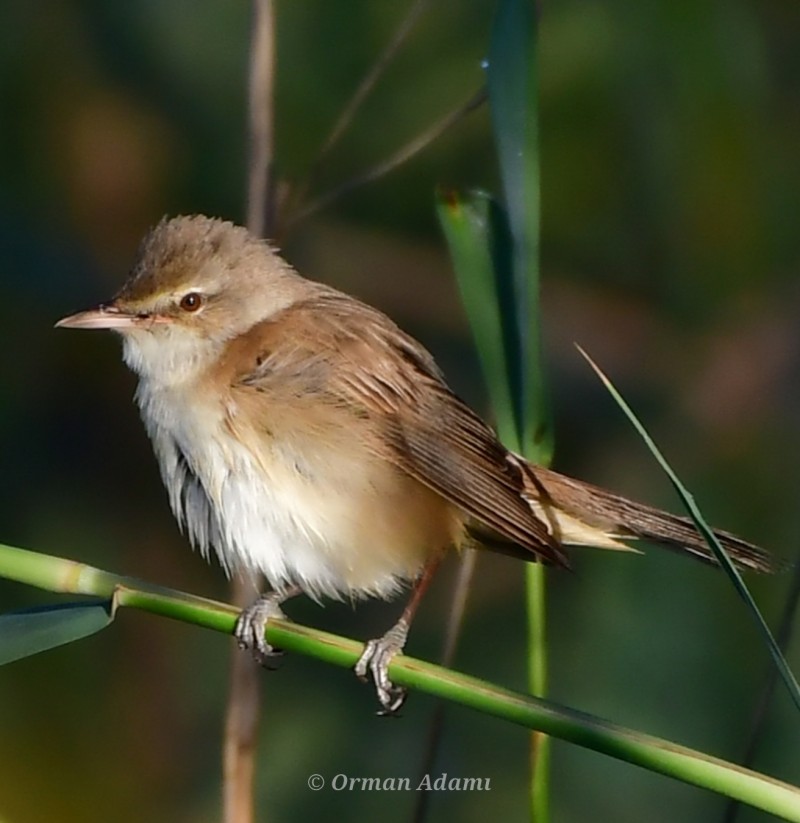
179, 292, 204, 313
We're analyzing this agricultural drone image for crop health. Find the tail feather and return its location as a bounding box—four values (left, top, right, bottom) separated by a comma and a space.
520, 463, 776, 573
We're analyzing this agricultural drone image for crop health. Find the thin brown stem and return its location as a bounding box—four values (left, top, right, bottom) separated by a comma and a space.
284, 0, 432, 227
223, 609, 262, 823
412, 550, 476, 823
284, 87, 487, 234
246, 0, 277, 238
316, 0, 431, 167
223, 2, 277, 822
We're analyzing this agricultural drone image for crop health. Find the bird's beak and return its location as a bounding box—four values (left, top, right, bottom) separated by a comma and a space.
55, 303, 139, 330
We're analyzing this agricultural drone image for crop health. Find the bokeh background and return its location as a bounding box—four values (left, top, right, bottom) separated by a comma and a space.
2, 2, 800, 821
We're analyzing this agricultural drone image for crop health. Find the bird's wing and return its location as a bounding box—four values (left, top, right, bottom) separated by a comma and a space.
232, 291, 567, 566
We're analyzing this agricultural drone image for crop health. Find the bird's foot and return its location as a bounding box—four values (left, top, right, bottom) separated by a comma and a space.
234, 592, 290, 668
354, 618, 409, 715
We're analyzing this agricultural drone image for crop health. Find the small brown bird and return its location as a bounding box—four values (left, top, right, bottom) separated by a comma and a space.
57, 215, 773, 712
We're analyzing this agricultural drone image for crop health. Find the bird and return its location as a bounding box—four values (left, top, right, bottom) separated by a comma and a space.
56, 214, 774, 713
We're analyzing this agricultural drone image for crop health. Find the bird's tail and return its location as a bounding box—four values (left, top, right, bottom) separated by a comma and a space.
518, 461, 776, 573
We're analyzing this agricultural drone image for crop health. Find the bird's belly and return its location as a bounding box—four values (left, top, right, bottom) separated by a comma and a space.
163, 410, 461, 601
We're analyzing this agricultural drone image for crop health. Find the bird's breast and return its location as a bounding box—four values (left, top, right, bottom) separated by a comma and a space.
135, 377, 462, 600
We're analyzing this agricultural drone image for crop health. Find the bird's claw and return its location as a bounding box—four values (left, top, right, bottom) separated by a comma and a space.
354, 619, 409, 715
234, 593, 289, 667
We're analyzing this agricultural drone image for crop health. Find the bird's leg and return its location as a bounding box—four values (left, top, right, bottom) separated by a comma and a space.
355, 556, 443, 715
234, 585, 301, 667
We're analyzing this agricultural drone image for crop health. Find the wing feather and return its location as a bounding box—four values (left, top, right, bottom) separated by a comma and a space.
235, 291, 567, 566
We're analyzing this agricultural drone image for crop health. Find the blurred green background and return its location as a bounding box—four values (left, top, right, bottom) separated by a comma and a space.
2, 1, 800, 821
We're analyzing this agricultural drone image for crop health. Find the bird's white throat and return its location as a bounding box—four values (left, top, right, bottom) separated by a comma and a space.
121, 326, 226, 389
